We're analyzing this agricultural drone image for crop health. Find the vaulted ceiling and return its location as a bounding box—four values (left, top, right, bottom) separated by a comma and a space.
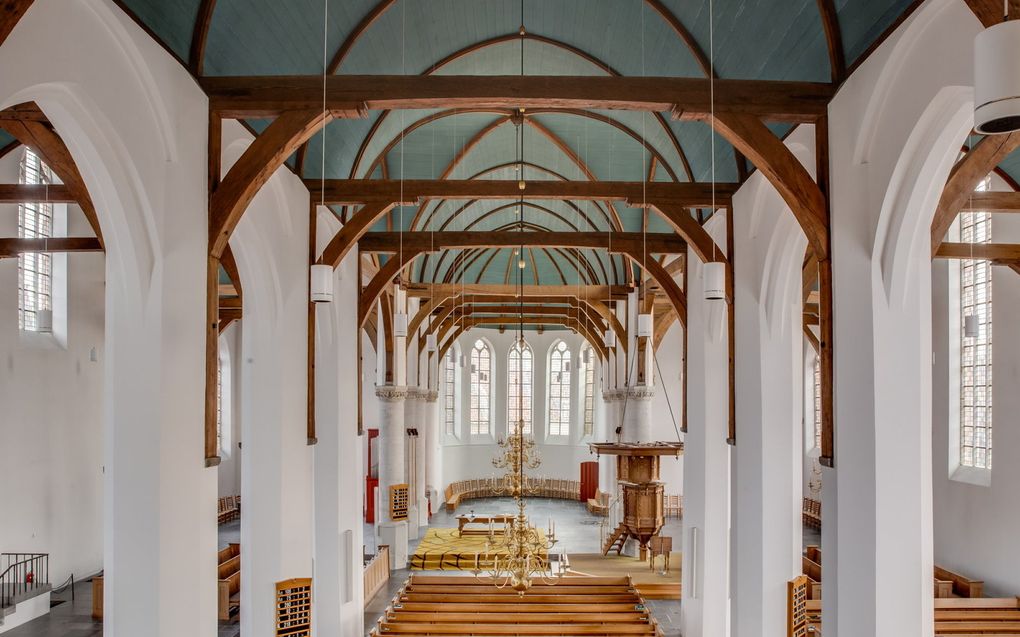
108, 0, 924, 286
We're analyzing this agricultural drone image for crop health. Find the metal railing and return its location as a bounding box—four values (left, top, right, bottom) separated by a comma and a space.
598, 491, 624, 549
0, 553, 49, 609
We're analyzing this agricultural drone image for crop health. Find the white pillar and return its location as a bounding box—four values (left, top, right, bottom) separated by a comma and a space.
730, 145, 809, 637
102, 150, 217, 637
404, 388, 421, 539
312, 225, 365, 637
422, 390, 440, 523
599, 390, 622, 495
234, 241, 313, 637
621, 386, 654, 442
376, 385, 409, 569
680, 222, 731, 637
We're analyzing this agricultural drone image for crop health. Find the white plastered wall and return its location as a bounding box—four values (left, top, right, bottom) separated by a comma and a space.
0, 0, 219, 634
0, 149, 105, 585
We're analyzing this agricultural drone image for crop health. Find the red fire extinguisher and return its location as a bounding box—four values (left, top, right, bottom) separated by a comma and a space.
25, 572, 34, 584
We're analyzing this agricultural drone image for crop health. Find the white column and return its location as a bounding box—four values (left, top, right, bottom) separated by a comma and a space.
730, 143, 808, 637
235, 244, 313, 637
621, 386, 654, 442
312, 224, 365, 637
680, 222, 731, 637
404, 388, 421, 539
422, 390, 440, 523
376, 385, 409, 569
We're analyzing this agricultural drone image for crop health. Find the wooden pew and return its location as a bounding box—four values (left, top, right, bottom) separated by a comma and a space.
802, 497, 821, 530
217, 543, 240, 621
935, 565, 985, 599
444, 478, 583, 513
372, 574, 663, 636
587, 490, 610, 515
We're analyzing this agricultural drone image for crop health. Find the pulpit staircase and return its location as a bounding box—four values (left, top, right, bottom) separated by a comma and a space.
602, 523, 628, 556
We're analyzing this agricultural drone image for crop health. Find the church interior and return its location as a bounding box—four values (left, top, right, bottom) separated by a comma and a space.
2, 0, 1020, 636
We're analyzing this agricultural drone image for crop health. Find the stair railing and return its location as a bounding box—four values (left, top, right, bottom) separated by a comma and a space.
0, 553, 49, 609
599, 493, 624, 550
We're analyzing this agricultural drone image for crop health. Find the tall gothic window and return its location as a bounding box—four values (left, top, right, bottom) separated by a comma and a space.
444, 350, 457, 435
548, 340, 572, 436
507, 339, 534, 434
18, 148, 54, 332
581, 345, 595, 436
960, 183, 993, 470
469, 339, 492, 435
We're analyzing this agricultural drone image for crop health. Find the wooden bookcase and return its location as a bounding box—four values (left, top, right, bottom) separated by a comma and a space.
787, 575, 809, 637
389, 483, 409, 521
275, 577, 312, 637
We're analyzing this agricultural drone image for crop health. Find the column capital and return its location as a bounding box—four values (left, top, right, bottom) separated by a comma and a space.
422, 390, 439, 403
625, 385, 656, 401
602, 389, 626, 402
405, 387, 424, 401
375, 385, 410, 402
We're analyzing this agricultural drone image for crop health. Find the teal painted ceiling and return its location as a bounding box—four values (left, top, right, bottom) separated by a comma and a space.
116, 0, 918, 287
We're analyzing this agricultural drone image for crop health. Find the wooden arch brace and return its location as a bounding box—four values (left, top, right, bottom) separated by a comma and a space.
930, 131, 1020, 256
0, 103, 104, 247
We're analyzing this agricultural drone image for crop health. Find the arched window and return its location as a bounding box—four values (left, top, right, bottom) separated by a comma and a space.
443, 349, 457, 435
580, 345, 595, 436
18, 149, 54, 332
507, 339, 534, 434
548, 340, 572, 436
469, 339, 492, 435
960, 183, 993, 469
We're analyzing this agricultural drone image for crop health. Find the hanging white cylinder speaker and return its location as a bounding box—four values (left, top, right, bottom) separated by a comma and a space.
393, 312, 408, 338
310, 264, 334, 303
583, 347, 591, 365
703, 261, 726, 301
604, 329, 617, 348
36, 308, 53, 333
964, 313, 979, 339
637, 313, 653, 338
426, 333, 438, 352
459, 353, 466, 368
975, 19, 1020, 134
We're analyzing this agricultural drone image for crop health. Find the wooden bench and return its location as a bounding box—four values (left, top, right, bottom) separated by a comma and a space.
217, 495, 240, 525
802, 497, 821, 530
371, 574, 662, 636
587, 490, 610, 516
935, 565, 985, 599
803, 546, 985, 603
217, 543, 240, 621
664, 494, 682, 519
444, 478, 581, 513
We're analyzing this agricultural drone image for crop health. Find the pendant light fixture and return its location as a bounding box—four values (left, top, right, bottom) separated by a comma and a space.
393, 284, 408, 337
583, 346, 591, 365
637, 312, 653, 338
975, 4, 1020, 134
426, 333, 438, 352
963, 137, 980, 340
311, 0, 333, 305
703, 261, 726, 300
310, 263, 334, 303
604, 328, 617, 348
36, 308, 53, 333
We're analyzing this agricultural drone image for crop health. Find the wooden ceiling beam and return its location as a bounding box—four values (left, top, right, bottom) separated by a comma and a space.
0, 0, 33, 47
188, 0, 217, 75
931, 132, 1020, 256
934, 242, 1020, 262
403, 283, 630, 298
202, 75, 834, 121
358, 231, 687, 255
964, 0, 1020, 26
0, 183, 76, 203
310, 178, 734, 206
816, 0, 846, 84
0, 236, 102, 257
959, 190, 1020, 212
